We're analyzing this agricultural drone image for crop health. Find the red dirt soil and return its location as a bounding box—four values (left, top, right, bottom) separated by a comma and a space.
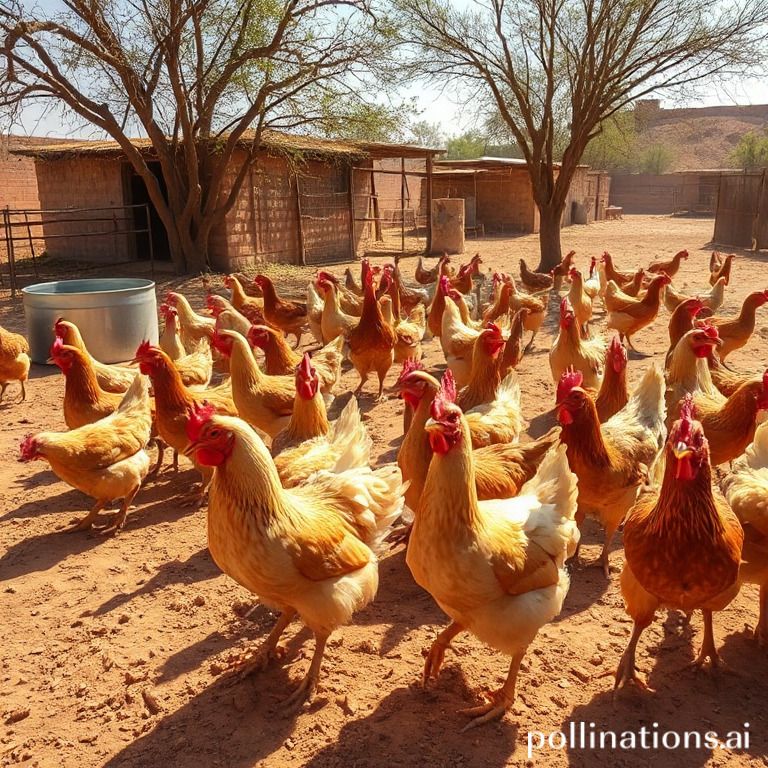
1, 215, 767, 768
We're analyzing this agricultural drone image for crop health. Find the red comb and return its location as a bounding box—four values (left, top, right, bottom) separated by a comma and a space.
485, 321, 502, 339
165, 291, 177, 304
609, 335, 625, 354
699, 321, 720, 340
439, 368, 457, 404
50, 336, 65, 356
18, 434, 37, 462
211, 329, 232, 357
559, 297, 571, 316
298, 352, 314, 379
135, 340, 155, 359
439, 275, 451, 295
186, 401, 216, 443
53, 317, 66, 337
556, 367, 583, 403
396, 358, 425, 386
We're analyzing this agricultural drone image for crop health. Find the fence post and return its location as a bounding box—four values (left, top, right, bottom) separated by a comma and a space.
752, 169, 767, 251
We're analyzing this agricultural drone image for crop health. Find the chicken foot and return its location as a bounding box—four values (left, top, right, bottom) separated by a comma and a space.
0, 380, 26, 404
233, 609, 297, 681
97, 485, 141, 536
686, 609, 735, 673
64, 499, 108, 533
614, 618, 654, 693
281, 631, 328, 712
422, 622, 464, 686
459, 650, 525, 731
523, 330, 538, 353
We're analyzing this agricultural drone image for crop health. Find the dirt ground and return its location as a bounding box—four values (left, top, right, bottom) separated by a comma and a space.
2, 215, 768, 768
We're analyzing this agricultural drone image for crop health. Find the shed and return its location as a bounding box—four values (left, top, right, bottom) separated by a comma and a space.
712, 169, 768, 249
421, 158, 608, 236
11, 131, 443, 271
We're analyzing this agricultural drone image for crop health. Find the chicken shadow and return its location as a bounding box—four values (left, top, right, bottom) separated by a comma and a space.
91, 547, 219, 618
562, 611, 768, 768
1, 485, 85, 521
9, 467, 62, 492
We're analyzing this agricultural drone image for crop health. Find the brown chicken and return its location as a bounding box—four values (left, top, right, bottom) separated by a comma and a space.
508, 277, 546, 351
19, 374, 152, 533
703, 289, 768, 361
620, 269, 646, 298
556, 364, 666, 576
456, 324, 507, 412
346, 263, 396, 399
606, 273, 671, 351
665, 297, 707, 368
159, 303, 188, 361
567, 267, 593, 333
601, 251, 636, 285
448, 253, 482, 294
166, 291, 216, 349
709, 252, 735, 286
50, 338, 126, 429
549, 297, 605, 391
647, 248, 688, 279
183, 404, 404, 709
398, 364, 559, 513
212, 329, 294, 438
406, 387, 578, 729
482, 279, 513, 324
614, 397, 743, 689
595, 337, 629, 423
519, 258, 554, 293
387, 259, 430, 315
344, 266, 363, 296
253, 274, 307, 347
0, 323, 30, 403
271, 358, 370, 488
551, 249, 577, 290
223, 275, 265, 325
415, 252, 451, 285
247, 324, 343, 394
427, 275, 452, 339
133, 342, 237, 501
316, 270, 364, 316
705, 348, 758, 398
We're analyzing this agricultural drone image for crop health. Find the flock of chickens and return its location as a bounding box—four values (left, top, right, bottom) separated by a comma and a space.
2, 244, 768, 731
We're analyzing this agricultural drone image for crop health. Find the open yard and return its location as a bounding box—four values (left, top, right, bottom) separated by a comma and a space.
1, 215, 768, 768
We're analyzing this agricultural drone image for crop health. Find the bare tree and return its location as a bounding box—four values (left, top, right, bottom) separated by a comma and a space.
396, 0, 768, 269
0, 0, 393, 272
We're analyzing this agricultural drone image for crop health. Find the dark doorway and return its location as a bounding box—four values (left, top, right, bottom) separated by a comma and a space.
123, 161, 171, 261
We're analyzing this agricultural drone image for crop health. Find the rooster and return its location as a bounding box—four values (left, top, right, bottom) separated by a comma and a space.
247, 324, 343, 393
166, 291, 215, 349
709, 252, 735, 286
272, 357, 370, 488
0, 323, 30, 403
406, 379, 579, 729
721, 420, 768, 646
702, 289, 768, 362
662, 276, 726, 315
346, 262, 396, 400
549, 298, 605, 391
212, 329, 294, 438
54, 318, 136, 394
253, 274, 307, 347
556, 364, 666, 577
398, 364, 559, 514
605, 273, 671, 351
183, 405, 405, 708
614, 397, 743, 689
595, 337, 629, 423
19, 374, 152, 533
647, 248, 688, 279
223, 275, 264, 325
519, 258, 554, 294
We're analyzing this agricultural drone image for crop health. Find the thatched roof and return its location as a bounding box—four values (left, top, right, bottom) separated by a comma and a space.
10, 129, 442, 161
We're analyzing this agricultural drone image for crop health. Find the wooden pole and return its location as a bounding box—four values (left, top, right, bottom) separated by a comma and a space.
425, 154, 433, 254
294, 173, 306, 266
348, 164, 356, 260
400, 157, 406, 255
370, 168, 382, 242
752, 168, 767, 251
23, 211, 38, 277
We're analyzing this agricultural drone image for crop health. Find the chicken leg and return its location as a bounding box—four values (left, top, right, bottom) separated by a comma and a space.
423, 621, 464, 685
0, 382, 7, 403
282, 631, 328, 711
459, 650, 525, 731
688, 609, 723, 670
98, 485, 141, 536
65, 499, 108, 533
18, 380, 26, 403
234, 608, 296, 680
614, 618, 654, 692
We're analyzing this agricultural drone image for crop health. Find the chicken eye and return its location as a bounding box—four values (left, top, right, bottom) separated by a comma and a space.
209, 429, 220, 438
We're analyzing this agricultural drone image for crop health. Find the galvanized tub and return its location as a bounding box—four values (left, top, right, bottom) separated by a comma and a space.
22, 278, 159, 364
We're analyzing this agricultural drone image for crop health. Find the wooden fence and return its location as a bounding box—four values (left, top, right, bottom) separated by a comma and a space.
713, 170, 768, 249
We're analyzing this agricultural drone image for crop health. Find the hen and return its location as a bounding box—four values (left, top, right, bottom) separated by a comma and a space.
703, 289, 768, 361
223, 275, 265, 325
551, 249, 577, 291
0, 323, 30, 403
166, 291, 215, 349
721, 420, 768, 646
159, 303, 188, 361
272, 357, 370, 488
184, 405, 405, 708
212, 329, 295, 438
601, 251, 636, 285
605, 273, 670, 351
662, 276, 726, 315
709, 252, 735, 286
380, 295, 425, 364
415, 252, 452, 285
614, 397, 743, 689
595, 337, 629, 423
582, 256, 601, 301
556, 364, 666, 577
406, 387, 578, 729
253, 274, 307, 347
247, 324, 342, 394
665, 297, 707, 368
317, 277, 358, 343
440, 296, 482, 389
346, 263, 396, 399
647, 248, 688, 279
519, 258, 554, 294
19, 374, 152, 533
206, 294, 252, 336
567, 267, 593, 334
549, 298, 605, 391
508, 277, 546, 351
54, 318, 136, 394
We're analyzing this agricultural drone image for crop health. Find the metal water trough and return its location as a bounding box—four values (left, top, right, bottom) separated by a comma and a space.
22, 278, 159, 364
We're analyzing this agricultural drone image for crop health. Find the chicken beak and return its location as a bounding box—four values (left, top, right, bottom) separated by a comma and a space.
423, 417, 439, 435
183, 441, 199, 458
672, 441, 694, 460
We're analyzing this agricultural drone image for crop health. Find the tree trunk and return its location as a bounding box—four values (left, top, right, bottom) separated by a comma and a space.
536, 203, 565, 272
